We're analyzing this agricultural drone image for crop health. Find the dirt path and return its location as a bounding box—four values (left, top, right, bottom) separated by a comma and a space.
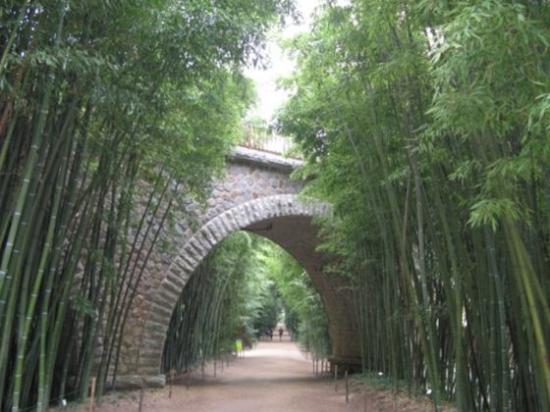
64, 340, 443, 412
163, 340, 350, 412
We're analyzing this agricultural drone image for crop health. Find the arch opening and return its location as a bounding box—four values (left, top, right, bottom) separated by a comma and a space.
160, 230, 331, 375
115, 195, 360, 388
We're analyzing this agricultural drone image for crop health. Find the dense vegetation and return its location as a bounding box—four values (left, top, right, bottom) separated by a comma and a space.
162, 233, 263, 373
279, 1, 549, 411
1, 0, 548, 411
255, 238, 330, 358
162, 232, 329, 373
0, 1, 293, 410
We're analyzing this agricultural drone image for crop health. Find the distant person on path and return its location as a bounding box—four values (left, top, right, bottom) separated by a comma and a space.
278, 327, 283, 341
268, 328, 273, 341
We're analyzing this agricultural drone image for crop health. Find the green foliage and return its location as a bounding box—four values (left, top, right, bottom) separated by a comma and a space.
249, 282, 281, 338
0, 1, 292, 410
279, 1, 550, 411
468, 198, 523, 231
254, 239, 330, 358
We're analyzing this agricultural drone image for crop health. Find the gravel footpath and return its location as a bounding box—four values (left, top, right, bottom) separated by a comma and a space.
58, 340, 445, 412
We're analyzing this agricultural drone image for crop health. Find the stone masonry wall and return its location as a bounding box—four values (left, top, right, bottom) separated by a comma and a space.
115, 148, 360, 388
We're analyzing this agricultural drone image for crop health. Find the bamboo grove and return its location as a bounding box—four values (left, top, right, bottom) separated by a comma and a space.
162, 233, 261, 374
0, 1, 294, 410
255, 239, 331, 359
278, 1, 549, 411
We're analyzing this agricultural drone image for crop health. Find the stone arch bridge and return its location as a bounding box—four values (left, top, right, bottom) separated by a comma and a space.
117, 147, 360, 387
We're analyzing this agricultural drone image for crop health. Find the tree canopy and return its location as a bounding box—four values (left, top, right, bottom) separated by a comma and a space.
0, 1, 293, 410
279, 1, 549, 410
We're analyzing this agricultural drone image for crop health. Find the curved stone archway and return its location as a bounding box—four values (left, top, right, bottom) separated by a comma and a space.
115, 149, 361, 388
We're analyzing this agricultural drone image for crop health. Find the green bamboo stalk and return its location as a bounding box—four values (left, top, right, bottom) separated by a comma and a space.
39, 192, 95, 410
11, 130, 70, 411
111, 192, 174, 386
503, 219, 550, 409
0, 0, 30, 78
0, 79, 52, 311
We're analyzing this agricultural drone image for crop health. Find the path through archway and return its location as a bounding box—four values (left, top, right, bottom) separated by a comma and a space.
116, 195, 360, 387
